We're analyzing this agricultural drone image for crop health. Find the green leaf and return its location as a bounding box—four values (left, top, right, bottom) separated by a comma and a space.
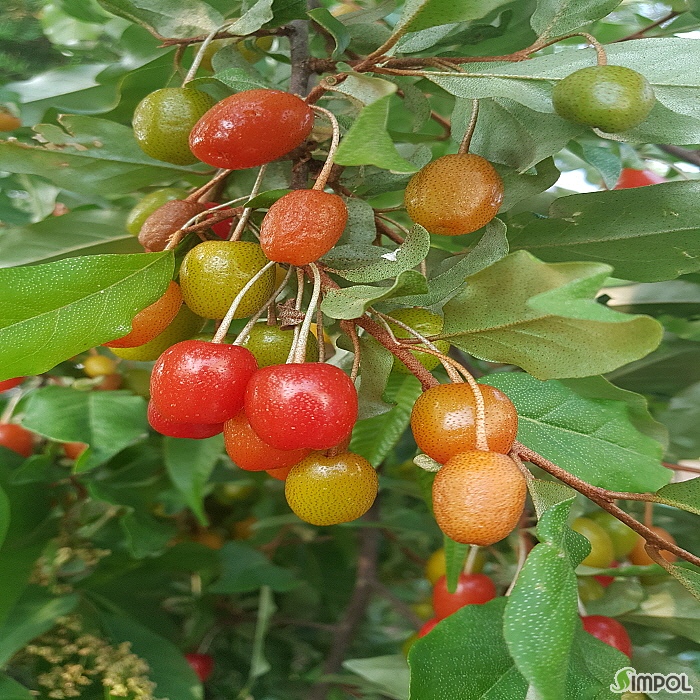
344, 656, 409, 700
397, 0, 512, 33
495, 158, 560, 212
210, 542, 298, 593
244, 188, 292, 209
0, 252, 173, 380
574, 141, 621, 190
164, 435, 224, 526
0, 485, 9, 553
0, 209, 140, 268
442, 251, 662, 379
444, 535, 469, 594
337, 197, 378, 246
660, 382, 700, 459
22, 387, 148, 472
655, 478, 700, 516
508, 181, 700, 282
356, 335, 394, 420
531, 0, 623, 39
225, 0, 274, 35
308, 8, 351, 58
0, 674, 34, 700
483, 373, 670, 492
527, 478, 576, 519
247, 586, 276, 682
663, 564, 700, 603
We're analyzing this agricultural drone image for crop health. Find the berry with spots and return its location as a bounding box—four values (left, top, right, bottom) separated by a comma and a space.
581, 615, 633, 658
0, 377, 25, 392
147, 401, 223, 439
0, 423, 34, 458
410, 383, 518, 463
629, 526, 677, 566
179, 241, 276, 320
432, 573, 496, 620
432, 450, 526, 546
133, 87, 216, 165
284, 451, 378, 525
405, 154, 503, 236
189, 89, 314, 170
138, 199, 208, 252
614, 168, 665, 189
126, 188, 189, 236
245, 363, 358, 451
571, 517, 615, 568
0, 111, 21, 131
150, 340, 258, 424
552, 65, 655, 133
83, 354, 117, 378
589, 511, 639, 558
259, 189, 348, 266
240, 323, 318, 367
386, 308, 450, 374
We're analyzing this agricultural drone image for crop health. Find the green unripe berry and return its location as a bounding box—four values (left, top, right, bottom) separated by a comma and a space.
126, 188, 189, 236
387, 307, 450, 374
241, 323, 318, 367
577, 576, 605, 603
589, 511, 639, 558
552, 65, 655, 133
571, 516, 615, 568
133, 87, 216, 165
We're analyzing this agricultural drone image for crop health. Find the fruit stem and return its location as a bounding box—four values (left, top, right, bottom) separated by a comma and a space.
458, 99, 479, 155
531, 32, 607, 66
0, 388, 24, 423
212, 260, 277, 343
286, 268, 306, 364
310, 106, 341, 191
230, 165, 268, 241
644, 501, 654, 528
184, 24, 229, 83
341, 320, 361, 382
464, 546, 480, 575
316, 304, 326, 363
187, 169, 233, 202
291, 263, 322, 364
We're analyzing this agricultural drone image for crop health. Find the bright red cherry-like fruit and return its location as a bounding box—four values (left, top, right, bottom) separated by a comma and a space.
189, 89, 314, 170
63, 442, 88, 460
223, 411, 311, 471
245, 363, 358, 451
614, 168, 665, 189
147, 401, 223, 439
151, 340, 258, 424
582, 615, 633, 658
432, 573, 496, 620
260, 190, 348, 266
0, 377, 25, 392
418, 618, 439, 638
202, 201, 233, 239
185, 652, 214, 682
0, 423, 34, 458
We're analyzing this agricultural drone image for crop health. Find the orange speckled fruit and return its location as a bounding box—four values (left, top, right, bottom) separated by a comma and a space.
139, 199, 208, 252
260, 189, 348, 266
0, 111, 21, 131
179, 240, 275, 319
629, 526, 677, 566
411, 383, 518, 464
433, 450, 526, 546
105, 281, 182, 348
267, 465, 293, 481
405, 154, 503, 236
285, 452, 378, 526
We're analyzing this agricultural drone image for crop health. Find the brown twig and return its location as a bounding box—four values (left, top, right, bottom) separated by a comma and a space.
657, 145, 700, 167
160, 27, 288, 47
616, 11, 681, 42
372, 582, 423, 629
374, 215, 405, 245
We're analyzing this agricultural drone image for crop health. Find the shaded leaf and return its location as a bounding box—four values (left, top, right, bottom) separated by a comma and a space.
344, 656, 409, 700
531, 0, 623, 39
397, 0, 512, 33
210, 542, 298, 593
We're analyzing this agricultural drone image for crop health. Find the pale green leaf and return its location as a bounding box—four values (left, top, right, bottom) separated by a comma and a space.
344, 655, 409, 700
307, 8, 351, 58
356, 335, 394, 420
444, 535, 469, 593
397, 0, 512, 33
531, 0, 623, 39
248, 586, 276, 681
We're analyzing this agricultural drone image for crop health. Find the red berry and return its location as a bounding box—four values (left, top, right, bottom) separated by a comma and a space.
594, 560, 619, 588
0, 377, 25, 392
614, 168, 665, 189
582, 615, 633, 658
189, 89, 314, 170
63, 442, 88, 460
151, 340, 258, 424
147, 401, 223, 439
432, 573, 496, 620
0, 423, 34, 458
185, 652, 214, 682
224, 411, 311, 471
267, 465, 293, 481
244, 363, 358, 450
202, 202, 233, 239
418, 618, 439, 638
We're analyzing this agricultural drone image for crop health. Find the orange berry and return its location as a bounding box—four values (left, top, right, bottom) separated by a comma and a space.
267, 465, 293, 481
192, 530, 225, 549
0, 111, 21, 131
629, 526, 677, 566
63, 442, 88, 460
432, 450, 526, 546
138, 199, 208, 252
83, 354, 117, 377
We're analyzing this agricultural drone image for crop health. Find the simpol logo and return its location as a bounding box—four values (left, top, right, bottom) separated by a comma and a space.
610, 667, 694, 694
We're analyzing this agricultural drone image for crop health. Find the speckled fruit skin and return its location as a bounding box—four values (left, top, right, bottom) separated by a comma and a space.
0, 112, 21, 131
614, 168, 665, 189
109, 304, 205, 362
83, 354, 117, 378
147, 401, 223, 439
267, 465, 293, 480
223, 411, 311, 471
126, 188, 189, 236
387, 307, 450, 374
241, 323, 318, 367
405, 154, 503, 236
133, 87, 216, 165
284, 452, 378, 526
432, 451, 526, 546
139, 199, 207, 252
552, 65, 655, 133
582, 616, 632, 658
189, 89, 314, 170
245, 363, 358, 451
260, 190, 348, 266
589, 510, 639, 558
0, 423, 34, 457
0, 377, 25, 392
105, 281, 182, 348
151, 340, 258, 424
180, 241, 275, 320
571, 517, 615, 568
432, 573, 497, 620
629, 525, 677, 565
185, 653, 214, 682
411, 383, 518, 463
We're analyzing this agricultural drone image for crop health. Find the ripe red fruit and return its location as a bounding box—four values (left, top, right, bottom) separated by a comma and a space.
432, 573, 496, 620
0, 377, 25, 392
418, 618, 439, 638
202, 202, 233, 239
259, 190, 348, 266
151, 340, 258, 424
245, 363, 358, 450
189, 89, 314, 170
582, 615, 633, 658
0, 423, 34, 458
185, 652, 214, 682
63, 442, 88, 460
267, 465, 293, 480
223, 411, 311, 471
147, 401, 223, 439
594, 560, 619, 588
614, 168, 665, 189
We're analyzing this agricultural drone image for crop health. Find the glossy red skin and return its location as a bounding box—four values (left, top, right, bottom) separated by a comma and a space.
432, 574, 497, 620
418, 618, 439, 638
63, 442, 88, 460
0, 377, 25, 392
0, 423, 34, 457
185, 653, 214, 682
189, 89, 314, 170
245, 363, 358, 450
202, 202, 233, 239
267, 465, 293, 480
147, 401, 223, 439
582, 615, 633, 658
614, 168, 665, 189
151, 340, 258, 424
595, 560, 619, 588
